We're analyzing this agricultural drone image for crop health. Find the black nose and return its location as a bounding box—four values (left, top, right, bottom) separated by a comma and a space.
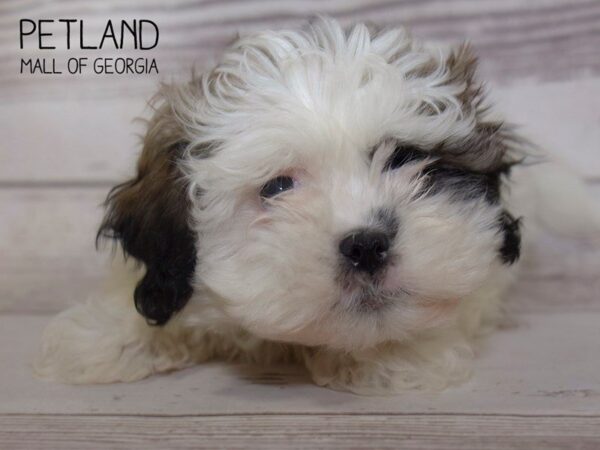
339, 229, 390, 274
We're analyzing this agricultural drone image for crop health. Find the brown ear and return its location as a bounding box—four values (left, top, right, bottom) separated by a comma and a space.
98, 92, 197, 326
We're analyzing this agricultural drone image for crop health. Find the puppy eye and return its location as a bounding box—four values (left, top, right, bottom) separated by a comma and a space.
384, 145, 428, 171
260, 176, 295, 199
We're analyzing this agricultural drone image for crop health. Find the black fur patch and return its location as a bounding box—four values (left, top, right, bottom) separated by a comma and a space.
422, 162, 502, 204
97, 142, 197, 326
498, 210, 521, 265
384, 144, 428, 171
384, 143, 512, 204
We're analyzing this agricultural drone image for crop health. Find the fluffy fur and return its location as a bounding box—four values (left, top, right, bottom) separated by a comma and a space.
35, 18, 600, 394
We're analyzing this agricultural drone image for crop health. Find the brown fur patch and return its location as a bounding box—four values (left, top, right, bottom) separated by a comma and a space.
98, 86, 198, 325
445, 42, 482, 110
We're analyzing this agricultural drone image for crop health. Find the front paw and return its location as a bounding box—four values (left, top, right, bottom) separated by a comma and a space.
303, 338, 473, 394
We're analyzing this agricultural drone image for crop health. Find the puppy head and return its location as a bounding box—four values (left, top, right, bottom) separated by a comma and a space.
101, 18, 522, 349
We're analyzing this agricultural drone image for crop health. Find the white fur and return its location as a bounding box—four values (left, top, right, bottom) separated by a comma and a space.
35, 18, 599, 394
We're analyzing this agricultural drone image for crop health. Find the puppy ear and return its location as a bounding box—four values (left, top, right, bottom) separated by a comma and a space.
98, 91, 197, 326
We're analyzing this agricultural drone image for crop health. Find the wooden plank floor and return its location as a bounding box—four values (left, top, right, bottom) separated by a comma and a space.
2, 312, 600, 448
3, 312, 600, 416
1, 0, 600, 448
3, 415, 600, 450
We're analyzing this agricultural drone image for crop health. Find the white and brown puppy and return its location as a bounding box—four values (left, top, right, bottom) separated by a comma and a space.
35, 18, 599, 394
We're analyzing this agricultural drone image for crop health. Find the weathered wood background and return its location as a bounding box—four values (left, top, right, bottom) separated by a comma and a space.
1, 0, 599, 448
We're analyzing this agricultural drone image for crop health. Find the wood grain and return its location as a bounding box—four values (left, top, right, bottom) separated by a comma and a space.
3, 0, 600, 103
0, 187, 110, 314
2, 77, 600, 183
2, 414, 600, 450
0, 96, 143, 183
3, 313, 600, 416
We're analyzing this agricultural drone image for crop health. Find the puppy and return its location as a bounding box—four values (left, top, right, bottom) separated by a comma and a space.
35, 18, 598, 394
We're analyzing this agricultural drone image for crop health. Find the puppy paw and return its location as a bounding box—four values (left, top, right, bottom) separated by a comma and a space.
34, 296, 193, 384
304, 335, 474, 394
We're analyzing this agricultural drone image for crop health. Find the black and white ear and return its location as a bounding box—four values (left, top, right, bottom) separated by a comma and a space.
98, 92, 197, 326
445, 43, 524, 265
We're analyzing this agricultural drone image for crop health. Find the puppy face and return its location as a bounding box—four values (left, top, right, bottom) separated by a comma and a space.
100, 19, 521, 350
